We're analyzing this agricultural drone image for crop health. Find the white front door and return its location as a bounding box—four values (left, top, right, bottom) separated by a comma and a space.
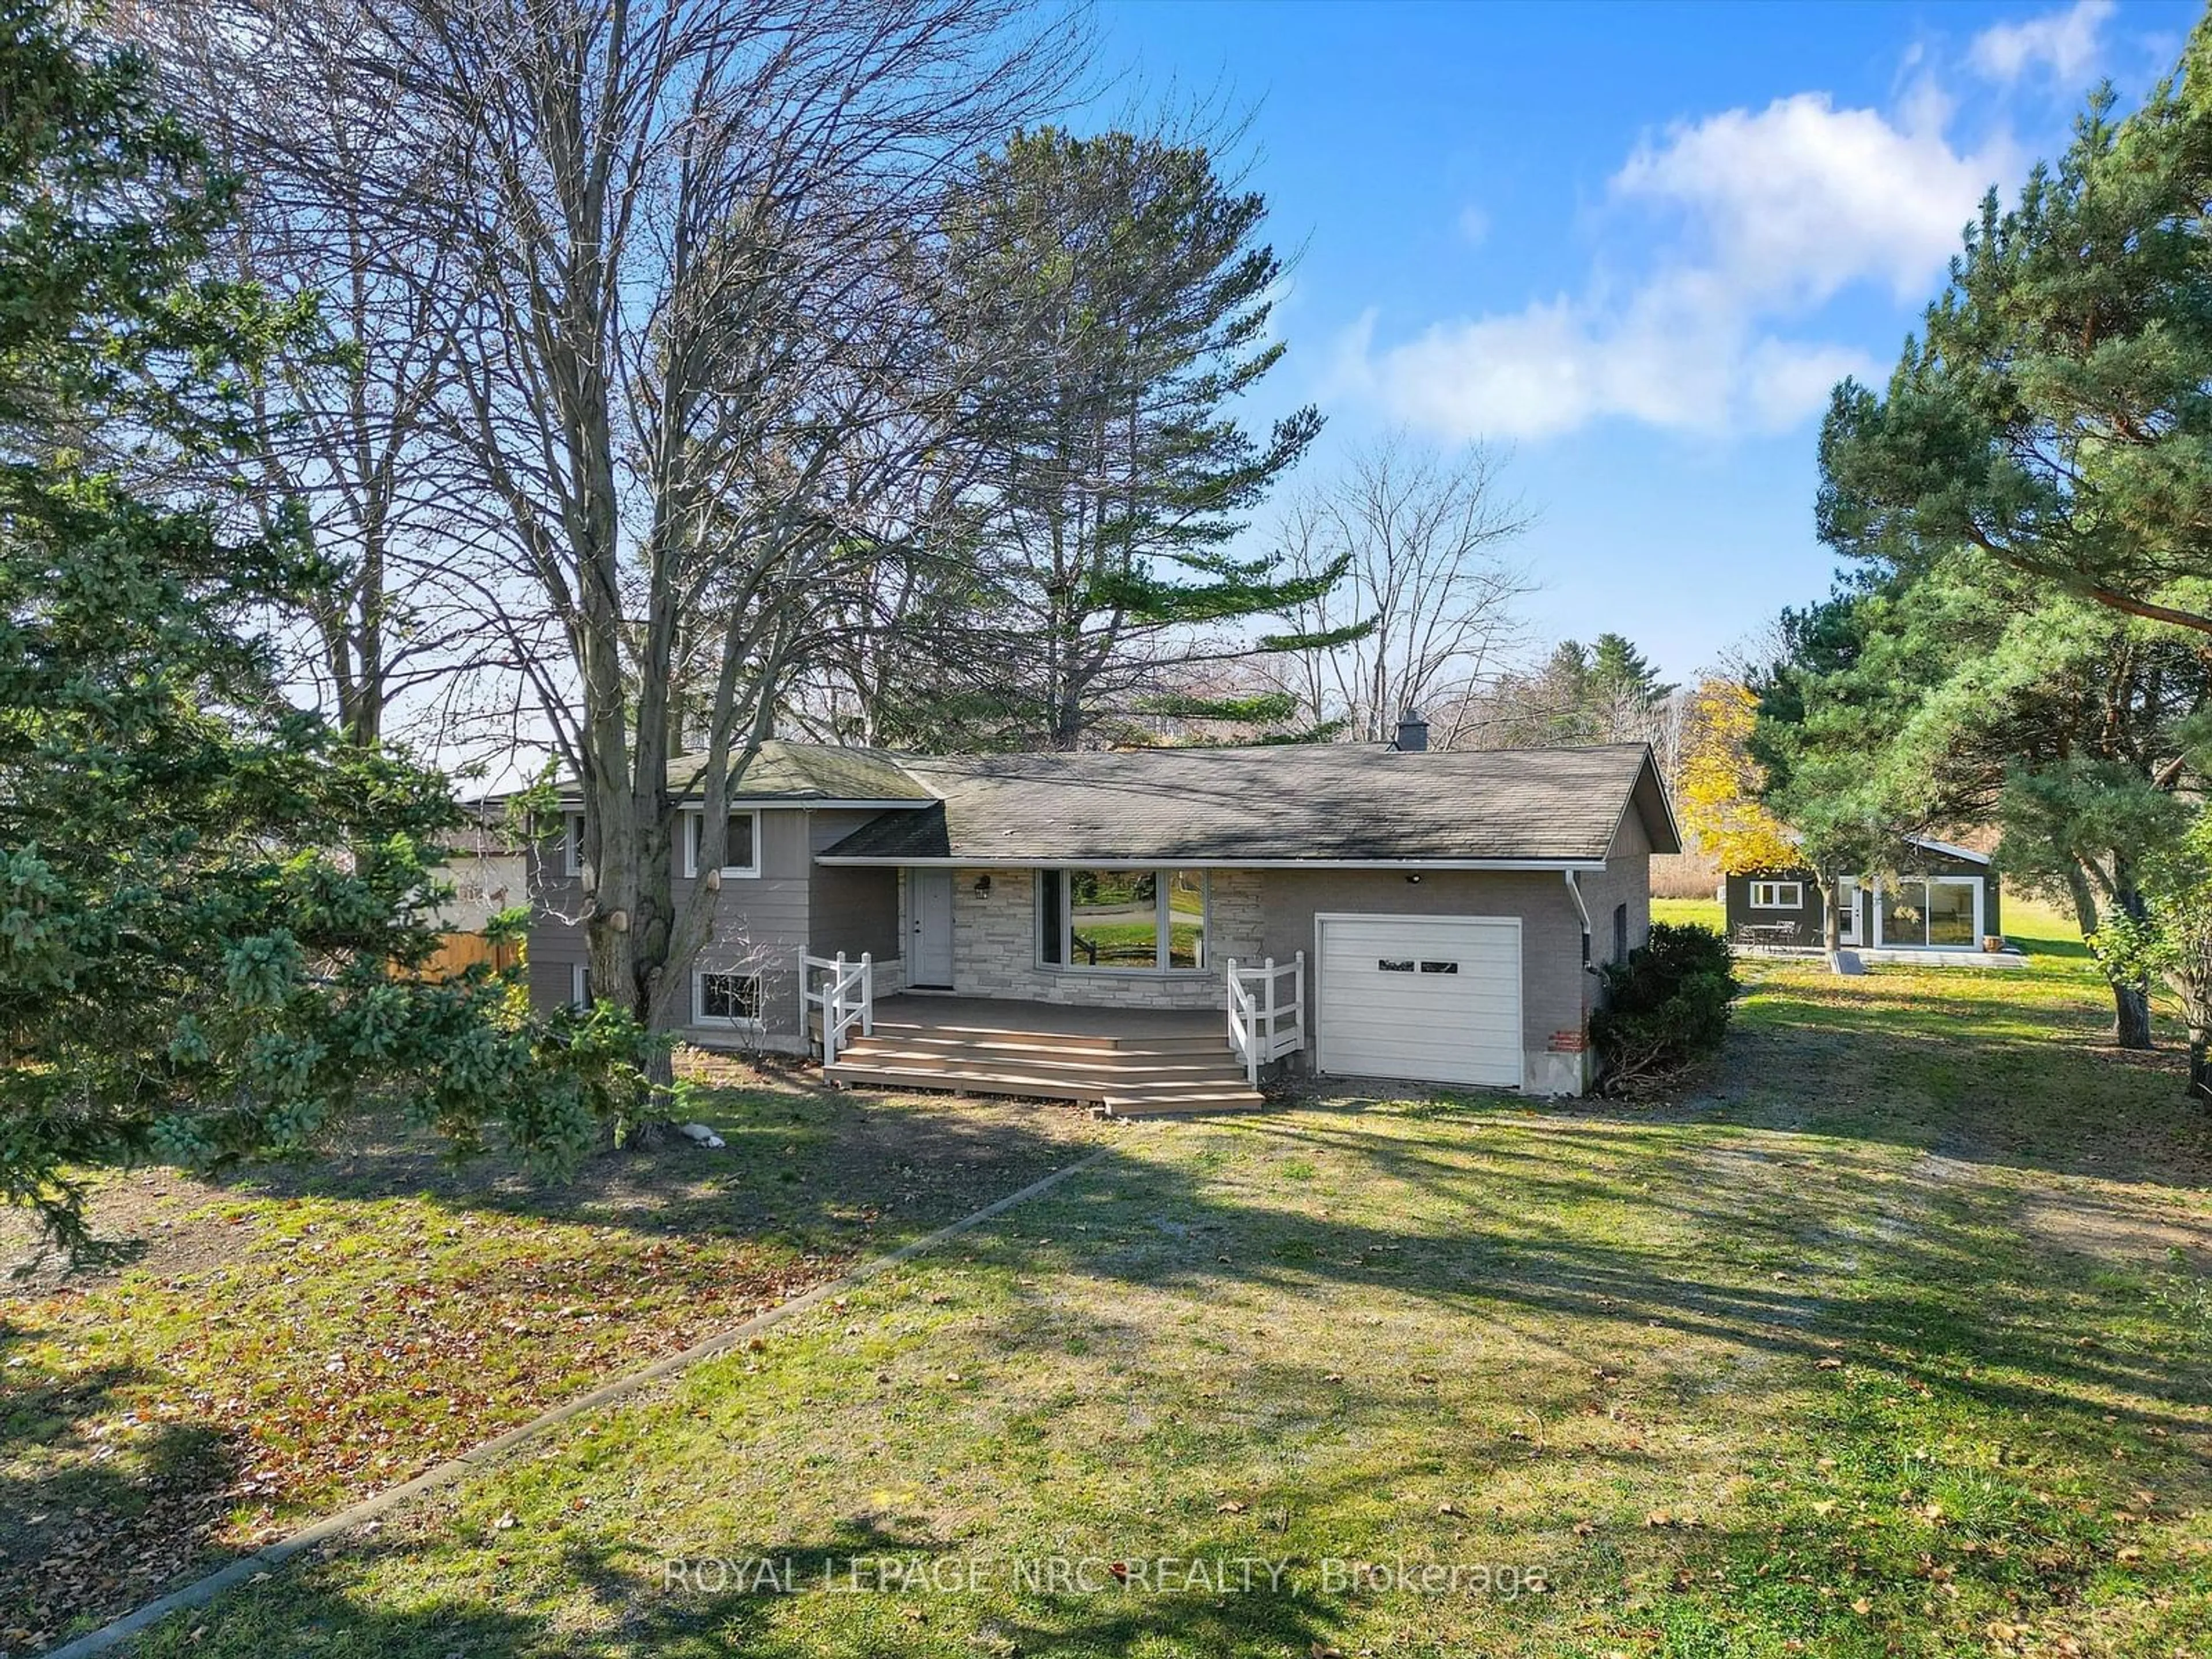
1315, 914, 1522, 1088
909, 868, 955, 987
1838, 877, 1861, 945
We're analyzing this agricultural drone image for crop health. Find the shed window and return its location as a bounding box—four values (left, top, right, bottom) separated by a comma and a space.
1749, 881, 1803, 910
1612, 902, 1629, 963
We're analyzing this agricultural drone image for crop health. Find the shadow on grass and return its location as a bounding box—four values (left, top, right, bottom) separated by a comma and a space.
134, 1526, 1354, 1659
52, 953, 2212, 1654
188, 1074, 1104, 1259
0, 1323, 247, 1642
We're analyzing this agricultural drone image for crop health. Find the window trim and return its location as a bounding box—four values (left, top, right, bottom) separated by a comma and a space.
1036, 868, 1211, 975
1871, 874, 1984, 950
563, 812, 587, 878
570, 962, 592, 1009
681, 807, 762, 880
1748, 880, 1804, 910
692, 967, 766, 1029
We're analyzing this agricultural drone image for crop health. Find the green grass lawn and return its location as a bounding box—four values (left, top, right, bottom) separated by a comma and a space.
46, 916, 2207, 1657
0, 1067, 1108, 1647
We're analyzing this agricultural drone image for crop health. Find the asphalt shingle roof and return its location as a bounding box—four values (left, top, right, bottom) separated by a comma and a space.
555, 741, 935, 804
816, 743, 1673, 865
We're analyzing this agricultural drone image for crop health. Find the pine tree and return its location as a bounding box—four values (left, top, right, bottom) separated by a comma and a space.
1819, 17, 2212, 637
1753, 557, 2205, 1046
918, 127, 1350, 749
0, 2, 618, 1254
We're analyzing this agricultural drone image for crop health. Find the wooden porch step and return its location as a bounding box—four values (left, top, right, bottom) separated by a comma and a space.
824, 1062, 1115, 1103
828, 1043, 1241, 1081
863, 1018, 1225, 1056
823, 1062, 1266, 1116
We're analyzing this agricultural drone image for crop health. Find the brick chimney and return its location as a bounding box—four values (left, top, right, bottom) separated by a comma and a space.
1394, 709, 1429, 752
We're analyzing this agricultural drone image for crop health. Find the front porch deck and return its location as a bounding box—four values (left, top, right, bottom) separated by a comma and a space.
820, 994, 1267, 1116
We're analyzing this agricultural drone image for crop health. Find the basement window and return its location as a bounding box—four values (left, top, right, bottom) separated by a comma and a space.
694, 969, 764, 1028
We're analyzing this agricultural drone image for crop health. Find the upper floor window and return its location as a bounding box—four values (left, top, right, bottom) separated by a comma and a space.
684, 809, 760, 879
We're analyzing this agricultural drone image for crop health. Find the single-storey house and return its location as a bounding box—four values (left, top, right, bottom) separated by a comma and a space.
1722, 836, 2003, 957
523, 730, 1679, 1105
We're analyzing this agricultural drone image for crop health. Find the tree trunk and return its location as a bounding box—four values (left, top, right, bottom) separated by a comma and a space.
2190, 1024, 2212, 1104
2110, 882, 2154, 1050
2113, 982, 2153, 1050
1820, 869, 1842, 956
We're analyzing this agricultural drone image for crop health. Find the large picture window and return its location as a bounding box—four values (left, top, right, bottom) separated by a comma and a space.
1037, 869, 1209, 972
1877, 876, 1980, 948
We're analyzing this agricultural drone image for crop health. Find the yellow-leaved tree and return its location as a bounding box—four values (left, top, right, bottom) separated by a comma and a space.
1679, 680, 1798, 873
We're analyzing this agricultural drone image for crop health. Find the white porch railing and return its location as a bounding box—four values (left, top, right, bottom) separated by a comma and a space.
802, 951, 873, 1066
1225, 951, 1304, 1088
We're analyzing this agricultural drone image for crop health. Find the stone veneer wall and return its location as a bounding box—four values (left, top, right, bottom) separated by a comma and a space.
947, 868, 1261, 1009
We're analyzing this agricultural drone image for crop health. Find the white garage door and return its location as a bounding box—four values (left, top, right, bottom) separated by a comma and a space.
1316, 914, 1522, 1088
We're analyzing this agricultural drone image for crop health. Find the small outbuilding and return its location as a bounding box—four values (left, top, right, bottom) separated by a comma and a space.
1724, 836, 2006, 959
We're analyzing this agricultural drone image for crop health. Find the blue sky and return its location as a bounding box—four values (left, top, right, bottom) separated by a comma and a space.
1094, 0, 2199, 682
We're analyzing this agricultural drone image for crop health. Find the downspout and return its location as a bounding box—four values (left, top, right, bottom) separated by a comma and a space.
1563, 869, 1593, 970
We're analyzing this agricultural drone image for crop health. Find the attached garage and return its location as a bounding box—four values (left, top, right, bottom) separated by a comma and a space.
1315, 913, 1523, 1089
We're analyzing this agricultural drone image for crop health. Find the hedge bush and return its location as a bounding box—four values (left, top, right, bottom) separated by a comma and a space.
1588, 922, 1738, 1093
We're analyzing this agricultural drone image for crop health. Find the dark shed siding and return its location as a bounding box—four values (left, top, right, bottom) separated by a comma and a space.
1722, 853, 2001, 948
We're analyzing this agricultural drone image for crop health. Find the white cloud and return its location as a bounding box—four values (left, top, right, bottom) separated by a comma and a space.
1336, 92, 2009, 442
1612, 92, 2003, 304
1969, 0, 2113, 85
1456, 203, 1491, 247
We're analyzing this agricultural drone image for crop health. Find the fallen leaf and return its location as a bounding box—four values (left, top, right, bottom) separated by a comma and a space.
1217, 1501, 1247, 1514
1816, 1358, 1843, 1371
1851, 1598, 1871, 1615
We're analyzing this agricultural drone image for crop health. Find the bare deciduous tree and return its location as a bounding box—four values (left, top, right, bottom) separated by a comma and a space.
127, 2, 499, 752
1270, 435, 1535, 747
162, 0, 1087, 1097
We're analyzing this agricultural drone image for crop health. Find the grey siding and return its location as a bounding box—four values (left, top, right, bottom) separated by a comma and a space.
526, 805, 854, 1053
807, 812, 902, 965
